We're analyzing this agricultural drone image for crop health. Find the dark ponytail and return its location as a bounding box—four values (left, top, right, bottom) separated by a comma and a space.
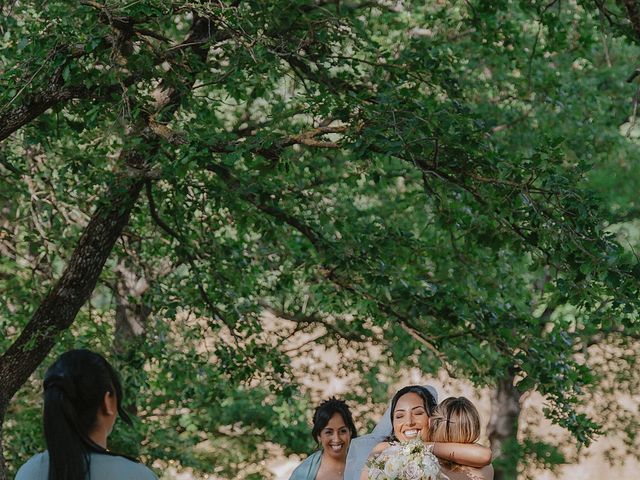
43, 349, 132, 480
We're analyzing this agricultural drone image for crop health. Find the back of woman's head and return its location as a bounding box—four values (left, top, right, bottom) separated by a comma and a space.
311, 397, 358, 443
43, 349, 131, 480
429, 396, 480, 444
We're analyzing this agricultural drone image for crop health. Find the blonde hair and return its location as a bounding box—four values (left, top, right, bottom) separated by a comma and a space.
429, 396, 481, 444
429, 397, 481, 472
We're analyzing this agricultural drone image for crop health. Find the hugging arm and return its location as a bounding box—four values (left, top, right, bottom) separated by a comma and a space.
359, 442, 390, 480
360, 466, 368, 480
431, 442, 492, 467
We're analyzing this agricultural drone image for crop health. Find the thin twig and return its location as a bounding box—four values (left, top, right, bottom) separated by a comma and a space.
145, 181, 239, 340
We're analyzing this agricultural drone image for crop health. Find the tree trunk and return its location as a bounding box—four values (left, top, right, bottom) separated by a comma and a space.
0, 15, 218, 478
113, 261, 151, 418
0, 412, 5, 480
488, 369, 522, 480
114, 261, 151, 351
0, 176, 144, 479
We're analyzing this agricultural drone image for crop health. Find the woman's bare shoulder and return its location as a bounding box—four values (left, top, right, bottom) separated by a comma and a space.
443, 464, 494, 480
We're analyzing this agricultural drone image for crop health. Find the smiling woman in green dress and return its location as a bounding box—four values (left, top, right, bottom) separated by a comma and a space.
290, 398, 358, 480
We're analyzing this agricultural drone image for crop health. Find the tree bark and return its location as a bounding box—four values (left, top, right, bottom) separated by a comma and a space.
113, 261, 151, 351
0, 175, 144, 479
623, 0, 640, 42
0, 15, 219, 477
0, 412, 5, 480
0, 84, 88, 143
487, 369, 522, 480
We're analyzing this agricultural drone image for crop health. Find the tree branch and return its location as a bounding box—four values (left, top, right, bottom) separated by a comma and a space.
0, 174, 144, 410
0, 11, 221, 425
205, 162, 324, 248
623, 0, 640, 41
0, 84, 85, 143
259, 300, 372, 343
145, 181, 238, 337
0, 79, 136, 144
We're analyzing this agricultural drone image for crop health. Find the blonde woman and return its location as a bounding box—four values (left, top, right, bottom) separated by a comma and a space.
429, 397, 494, 480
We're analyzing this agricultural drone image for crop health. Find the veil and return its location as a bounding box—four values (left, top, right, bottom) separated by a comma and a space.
344, 385, 438, 480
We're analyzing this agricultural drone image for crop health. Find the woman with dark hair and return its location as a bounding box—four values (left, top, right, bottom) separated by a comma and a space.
386, 385, 438, 442
358, 386, 492, 480
290, 397, 358, 480
16, 349, 157, 480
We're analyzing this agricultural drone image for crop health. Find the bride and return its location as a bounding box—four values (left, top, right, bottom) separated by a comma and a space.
347, 385, 492, 480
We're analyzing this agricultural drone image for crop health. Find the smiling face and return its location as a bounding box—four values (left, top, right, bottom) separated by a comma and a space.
318, 412, 352, 460
392, 392, 430, 442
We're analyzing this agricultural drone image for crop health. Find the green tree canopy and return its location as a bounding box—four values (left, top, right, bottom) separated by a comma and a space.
1, 1, 639, 478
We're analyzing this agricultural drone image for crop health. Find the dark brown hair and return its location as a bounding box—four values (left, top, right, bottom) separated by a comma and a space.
311, 397, 358, 443
43, 349, 134, 480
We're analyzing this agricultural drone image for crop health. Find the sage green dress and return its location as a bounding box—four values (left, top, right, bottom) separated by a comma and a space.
16, 451, 157, 480
289, 450, 323, 480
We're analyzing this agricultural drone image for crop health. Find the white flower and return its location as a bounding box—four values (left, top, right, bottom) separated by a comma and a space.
383, 454, 404, 478
401, 439, 422, 456
420, 451, 441, 479
368, 467, 386, 480
402, 460, 423, 480
368, 441, 443, 480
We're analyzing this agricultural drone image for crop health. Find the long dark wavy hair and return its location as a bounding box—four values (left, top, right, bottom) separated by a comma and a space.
43, 349, 133, 480
388, 385, 437, 441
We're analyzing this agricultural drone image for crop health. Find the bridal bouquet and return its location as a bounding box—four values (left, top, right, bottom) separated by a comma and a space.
367, 440, 443, 480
